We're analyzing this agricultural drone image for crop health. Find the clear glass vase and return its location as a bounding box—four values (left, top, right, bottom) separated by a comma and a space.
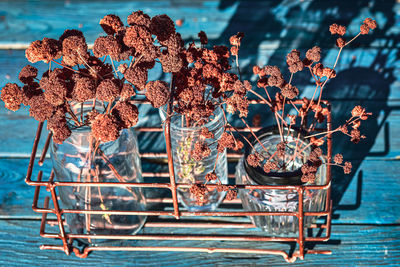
160, 107, 228, 211
50, 125, 147, 244
235, 126, 327, 236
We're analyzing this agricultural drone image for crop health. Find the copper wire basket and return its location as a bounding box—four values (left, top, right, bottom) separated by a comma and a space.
25, 99, 333, 263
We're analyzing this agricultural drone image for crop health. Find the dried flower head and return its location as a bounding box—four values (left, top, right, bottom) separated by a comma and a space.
99, 14, 124, 35
200, 127, 214, 139
364, 18, 377, 30
334, 154, 343, 164
124, 65, 148, 91
198, 31, 208, 45
351, 105, 365, 117
313, 63, 324, 77
281, 84, 299, 99
286, 49, 304, 73
217, 132, 236, 152
42, 72, 68, 106
276, 141, 286, 157
360, 18, 377, 34
120, 83, 136, 99
28, 94, 55, 122
71, 74, 96, 102
350, 128, 362, 144
247, 153, 262, 167
229, 32, 244, 46
25, 38, 61, 63
123, 25, 158, 60
59, 29, 84, 43
127, 10, 151, 27
96, 78, 121, 102
48, 113, 71, 144
189, 184, 208, 206
160, 50, 185, 73
62, 35, 89, 66
306, 46, 321, 62
112, 100, 139, 128
19, 65, 38, 84
205, 172, 217, 182
21, 82, 42, 106
336, 37, 346, 48
225, 188, 238, 201
150, 14, 175, 42
343, 161, 352, 174
91, 113, 120, 142
226, 93, 249, 117
301, 162, 320, 183
323, 67, 336, 78
93, 35, 122, 58
1, 83, 23, 111
192, 141, 211, 161
329, 23, 346, 36
263, 161, 278, 173
145, 80, 170, 108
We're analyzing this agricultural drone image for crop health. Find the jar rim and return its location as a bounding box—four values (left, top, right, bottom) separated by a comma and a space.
160, 105, 224, 132
243, 125, 311, 186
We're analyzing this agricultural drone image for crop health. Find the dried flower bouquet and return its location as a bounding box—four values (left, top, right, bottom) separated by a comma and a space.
0, 10, 193, 241
154, 18, 377, 208
0, 7, 378, 229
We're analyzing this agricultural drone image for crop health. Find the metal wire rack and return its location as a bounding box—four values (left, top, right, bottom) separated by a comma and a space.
25, 99, 333, 263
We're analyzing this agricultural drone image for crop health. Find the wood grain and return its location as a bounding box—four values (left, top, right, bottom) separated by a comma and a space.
0, 219, 398, 266
0, 158, 399, 225
0, 0, 397, 48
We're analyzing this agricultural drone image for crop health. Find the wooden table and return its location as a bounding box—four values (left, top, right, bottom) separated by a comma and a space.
0, 1, 399, 265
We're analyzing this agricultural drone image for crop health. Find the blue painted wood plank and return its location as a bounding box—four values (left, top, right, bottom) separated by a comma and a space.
0, 0, 236, 44
0, 219, 398, 265
0, 157, 399, 224
0, 0, 397, 49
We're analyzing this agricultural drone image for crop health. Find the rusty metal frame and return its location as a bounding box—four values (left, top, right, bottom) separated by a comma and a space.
25, 99, 333, 263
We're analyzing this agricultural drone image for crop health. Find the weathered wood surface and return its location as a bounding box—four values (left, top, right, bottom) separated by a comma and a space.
0, 0, 398, 48
0, 219, 398, 266
0, 0, 399, 265
1, 157, 399, 224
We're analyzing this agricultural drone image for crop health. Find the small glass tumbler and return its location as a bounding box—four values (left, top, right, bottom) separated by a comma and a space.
51, 121, 146, 244
160, 106, 228, 211
235, 126, 327, 236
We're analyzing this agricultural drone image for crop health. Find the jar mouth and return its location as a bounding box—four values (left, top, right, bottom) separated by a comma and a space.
243, 125, 310, 186
159, 105, 223, 132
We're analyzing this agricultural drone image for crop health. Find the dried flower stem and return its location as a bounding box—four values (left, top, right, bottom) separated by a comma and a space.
65, 102, 83, 126
240, 117, 270, 153
50, 59, 89, 77
345, 32, 361, 46
98, 148, 136, 196
248, 89, 272, 107
280, 96, 287, 142
130, 54, 144, 69
109, 55, 120, 79
305, 128, 340, 139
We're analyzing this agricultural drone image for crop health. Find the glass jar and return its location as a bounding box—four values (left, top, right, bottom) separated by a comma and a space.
160, 107, 228, 211
51, 125, 147, 244
235, 126, 327, 236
